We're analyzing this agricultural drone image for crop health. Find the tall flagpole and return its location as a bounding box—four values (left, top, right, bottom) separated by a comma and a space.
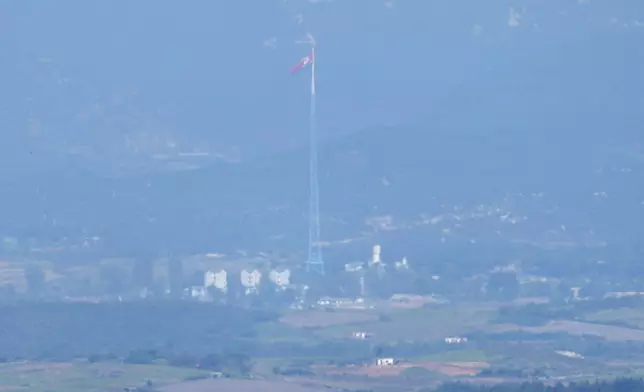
306, 41, 325, 275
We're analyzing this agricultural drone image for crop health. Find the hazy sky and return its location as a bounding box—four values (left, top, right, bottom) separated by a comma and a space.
0, 1, 641, 168
0, 1, 642, 256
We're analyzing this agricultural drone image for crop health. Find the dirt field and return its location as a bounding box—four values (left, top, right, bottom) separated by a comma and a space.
160, 378, 329, 392
492, 320, 644, 341
280, 310, 379, 328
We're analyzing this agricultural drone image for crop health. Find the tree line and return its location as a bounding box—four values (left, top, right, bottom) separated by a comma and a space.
428, 379, 644, 392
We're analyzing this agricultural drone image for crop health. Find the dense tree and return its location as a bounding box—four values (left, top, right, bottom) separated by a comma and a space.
486, 272, 520, 301
124, 349, 157, 365
132, 258, 154, 289
0, 302, 277, 361
431, 379, 644, 392
25, 265, 45, 294
0, 285, 17, 302
99, 264, 129, 295
167, 258, 183, 297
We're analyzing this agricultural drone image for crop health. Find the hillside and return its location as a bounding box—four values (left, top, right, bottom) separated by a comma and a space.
0, 1, 641, 177
0, 20, 641, 265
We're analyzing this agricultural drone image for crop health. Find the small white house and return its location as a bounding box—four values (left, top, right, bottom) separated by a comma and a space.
555, 350, 584, 359
444, 336, 468, 344
352, 331, 371, 340
376, 358, 395, 367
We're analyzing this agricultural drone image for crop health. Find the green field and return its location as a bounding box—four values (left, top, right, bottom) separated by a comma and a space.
417, 348, 490, 363
583, 308, 644, 329
0, 361, 209, 392
311, 305, 496, 342
254, 321, 318, 344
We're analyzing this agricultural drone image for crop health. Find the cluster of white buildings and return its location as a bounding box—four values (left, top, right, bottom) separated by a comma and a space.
188, 268, 292, 300
184, 243, 409, 303
344, 244, 410, 274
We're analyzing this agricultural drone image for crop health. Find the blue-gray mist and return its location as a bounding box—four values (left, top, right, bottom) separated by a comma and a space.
0, 1, 642, 269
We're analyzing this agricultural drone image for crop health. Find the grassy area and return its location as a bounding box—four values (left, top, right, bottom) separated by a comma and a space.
401, 365, 440, 378
254, 321, 319, 344
584, 308, 644, 329
492, 320, 644, 341
417, 348, 489, 363
0, 361, 209, 392
312, 305, 495, 342
280, 309, 380, 329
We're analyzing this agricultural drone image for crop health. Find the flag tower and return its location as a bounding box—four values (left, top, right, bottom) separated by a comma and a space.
290, 39, 325, 276
306, 43, 324, 275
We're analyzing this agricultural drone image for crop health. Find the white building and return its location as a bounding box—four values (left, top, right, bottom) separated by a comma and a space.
370, 244, 382, 266
269, 269, 291, 288
352, 331, 372, 340
204, 270, 215, 287
555, 350, 584, 359
241, 269, 262, 295
376, 358, 395, 367
394, 257, 409, 270
214, 270, 228, 293
188, 286, 206, 299
317, 296, 355, 307
444, 337, 468, 344
204, 269, 228, 293
344, 262, 365, 272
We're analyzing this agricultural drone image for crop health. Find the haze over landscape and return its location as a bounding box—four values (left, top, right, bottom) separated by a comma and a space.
0, 1, 643, 391
2, 1, 642, 258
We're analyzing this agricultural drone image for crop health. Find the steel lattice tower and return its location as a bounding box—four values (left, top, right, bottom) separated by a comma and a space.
305, 44, 325, 275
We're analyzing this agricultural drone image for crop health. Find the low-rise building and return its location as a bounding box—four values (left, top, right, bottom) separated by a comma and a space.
317, 296, 355, 307
376, 358, 395, 367
352, 331, 372, 340
444, 336, 468, 344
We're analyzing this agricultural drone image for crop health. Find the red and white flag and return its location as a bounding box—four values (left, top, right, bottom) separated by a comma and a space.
289, 51, 314, 74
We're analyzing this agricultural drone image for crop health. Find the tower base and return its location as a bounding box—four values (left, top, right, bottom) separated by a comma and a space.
305, 260, 325, 275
